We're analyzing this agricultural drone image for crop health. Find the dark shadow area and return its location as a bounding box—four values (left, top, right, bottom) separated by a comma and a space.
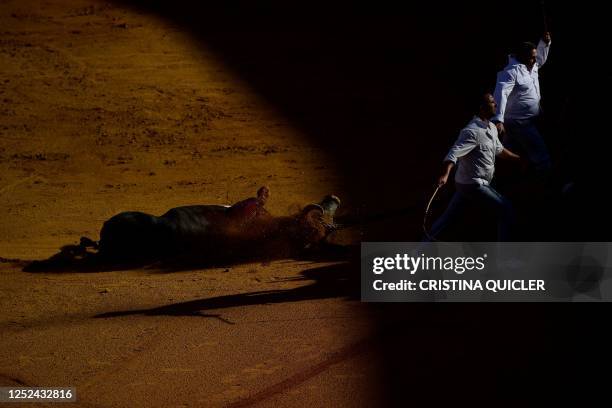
95, 260, 359, 319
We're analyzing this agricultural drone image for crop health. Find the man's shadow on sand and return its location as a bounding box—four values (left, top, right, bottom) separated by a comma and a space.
94, 260, 359, 322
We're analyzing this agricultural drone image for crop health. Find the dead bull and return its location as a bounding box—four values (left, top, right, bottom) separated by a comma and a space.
95, 191, 341, 262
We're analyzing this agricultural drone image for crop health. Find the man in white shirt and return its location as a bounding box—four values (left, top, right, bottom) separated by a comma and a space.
493, 32, 552, 175
425, 93, 521, 241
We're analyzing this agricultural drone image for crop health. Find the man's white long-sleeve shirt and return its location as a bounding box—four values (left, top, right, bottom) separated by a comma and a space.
444, 116, 504, 186
493, 39, 550, 123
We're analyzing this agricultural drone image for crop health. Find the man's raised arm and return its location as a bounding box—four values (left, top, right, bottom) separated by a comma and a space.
536, 31, 552, 66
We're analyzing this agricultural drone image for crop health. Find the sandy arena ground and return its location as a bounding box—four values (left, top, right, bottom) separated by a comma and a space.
0, 1, 382, 406
5, 1, 610, 406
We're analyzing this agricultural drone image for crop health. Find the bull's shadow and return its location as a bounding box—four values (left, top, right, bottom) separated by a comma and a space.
22, 239, 355, 274
95, 260, 359, 321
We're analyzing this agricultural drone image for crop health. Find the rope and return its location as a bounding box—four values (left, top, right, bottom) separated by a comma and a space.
422, 185, 441, 242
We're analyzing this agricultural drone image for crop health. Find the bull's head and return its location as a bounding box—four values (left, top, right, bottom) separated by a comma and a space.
298, 195, 341, 246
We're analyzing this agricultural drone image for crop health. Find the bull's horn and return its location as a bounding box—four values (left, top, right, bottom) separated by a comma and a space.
302, 203, 324, 215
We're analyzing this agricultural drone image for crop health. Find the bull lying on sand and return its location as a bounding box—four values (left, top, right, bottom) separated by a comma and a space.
74, 186, 341, 264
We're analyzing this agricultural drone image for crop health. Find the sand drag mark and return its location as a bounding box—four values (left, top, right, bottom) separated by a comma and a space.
225, 337, 374, 408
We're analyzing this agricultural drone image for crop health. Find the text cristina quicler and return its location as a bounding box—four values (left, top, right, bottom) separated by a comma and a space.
372, 279, 545, 292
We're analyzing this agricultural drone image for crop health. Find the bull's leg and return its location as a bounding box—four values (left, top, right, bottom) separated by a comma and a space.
59, 244, 87, 258
226, 186, 271, 226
